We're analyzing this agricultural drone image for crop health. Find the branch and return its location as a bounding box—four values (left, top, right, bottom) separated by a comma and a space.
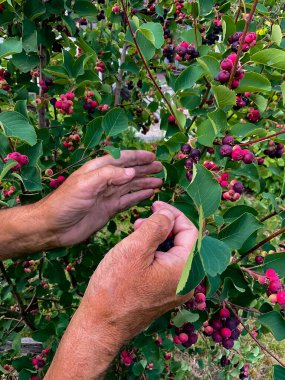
239, 129, 285, 146
38, 43, 48, 128
234, 1, 242, 23
119, 0, 183, 132
114, 43, 129, 106
0, 262, 35, 330
228, 0, 259, 88
228, 303, 285, 368
236, 226, 285, 263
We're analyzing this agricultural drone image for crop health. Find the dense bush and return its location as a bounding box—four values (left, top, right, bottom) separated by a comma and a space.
1, 0, 285, 379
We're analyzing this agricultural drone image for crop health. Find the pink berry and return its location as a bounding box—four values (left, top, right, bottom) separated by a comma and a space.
221, 328, 232, 338
277, 291, 285, 305
220, 59, 233, 72
179, 333, 188, 343
195, 292, 206, 303
204, 326, 214, 335
173, 335, 182, 345
269, 294, 278, 304
268, 280, 282, 293
219, 308, 230, 318
265, 269, 278, 280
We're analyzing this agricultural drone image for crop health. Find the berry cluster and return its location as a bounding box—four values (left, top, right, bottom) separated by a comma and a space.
31, 348, 50, 370
234, 92, 251, 109
215, 53, 244, 89
97, 10, 105, 21
260, 269, 285, 307
202, 18, 223, 45
39, 77, 53, 94
175, 41, 199, 62
112, 4, 121, 13
204, 309, 241, 349
49, 175, 66, 189
173, 322, 198, 348
173, 0, 187, 21
22, 259, 40, 273
98, 103, 110, 112
83, 90, 98, 113
203, 160, 219, 171
217, 173, 245, 202
220, 136, 256, 164
4, 152, 29, 171
163, 44, 175, 63
220, 355, 231, 367
120, 349, 136, 366
62, 131, 81, 152
264, 141, 284, 159
247, 107, 260, 123
55, 92, 75, 115
181, 143, 201, 182
3, 185, 16, 198
228, 31, 257, 53
185, 282, 207, 311
96, 61, 105, 73
239, 363, 249, 379
0, 68, 11, 91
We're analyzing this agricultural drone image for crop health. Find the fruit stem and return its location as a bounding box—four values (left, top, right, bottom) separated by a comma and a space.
228, 0, 259, 88
239, 129, 285, 146
119, 0, 183, 132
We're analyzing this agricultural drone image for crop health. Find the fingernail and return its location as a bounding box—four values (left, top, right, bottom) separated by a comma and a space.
125, 168, 135, 177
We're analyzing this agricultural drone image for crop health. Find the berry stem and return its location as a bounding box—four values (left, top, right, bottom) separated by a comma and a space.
234, 1, 242, 23
119, 0, 183, 132
227, 303, 285, 368
228, 0, 259, 88
0, 262, 35, 331
236, 226, 285, 263
38, 40, 48, 128
239, 130, 285, 146
114, 43, 129, 106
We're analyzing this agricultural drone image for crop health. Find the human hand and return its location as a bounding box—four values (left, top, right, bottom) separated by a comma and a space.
38, 150, 163, 247
83, 201, 198, 344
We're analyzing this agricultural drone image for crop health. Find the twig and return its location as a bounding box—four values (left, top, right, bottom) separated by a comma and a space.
260, 211, 277, 223
228, 0, 259, 88
239, 129, 285, 146
236, 226, 285, 263
119, 0, 183, 132
0, 262, 35, 330
234, 1, 242, 23
228, 304, 285, 368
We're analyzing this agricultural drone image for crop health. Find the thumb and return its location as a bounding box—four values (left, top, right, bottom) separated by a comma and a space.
122, 209, 175, 264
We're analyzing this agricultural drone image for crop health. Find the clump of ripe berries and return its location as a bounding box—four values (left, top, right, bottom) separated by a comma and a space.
98, 104, 110, 112
185, 281, 207, 311
228, 31, 257, 53
247, 107, 260, 123
96, 61, 105, 73
4, 152, 29, 171
62, 131, 81, 152
83, 90, 98, 113
175, 41, 199, 62
204, 309, 241, 349
217, 173, 244, 202
112, 4, 121, 13
180, 143, 201, 182
55, 92, 75, 115
3, 185, 16, 198
215, 53, 244, 89
234, 92, 251, 109
49, 176, 66, 189
163, 44, 175, 63
203, 160, 219, 171
220, 355, 231, 367
120, 349, 136, 366
220, 136, 256, 164
32, 348, 50, 370
264, 141, 284, 159
173, 322, 198, 348
260, 269, 285, 307
202, 18, 222, 45
239, 363, 249, 379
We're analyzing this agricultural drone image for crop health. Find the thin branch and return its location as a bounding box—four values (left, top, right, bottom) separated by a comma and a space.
234, 1, 242, 23
0, 262, 35, 330
119, 0, 183, 132
236, 226, 285, 263
228, 304, 285, 368
260, 211, 277, 223
114, 43, 129, 106
228, 0, 259, 88
239, 130, 285, 146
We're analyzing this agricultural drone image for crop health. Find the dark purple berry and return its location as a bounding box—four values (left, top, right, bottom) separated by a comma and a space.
233, 182, 244, 194
210, 319, 223, 331
220, 355, 231, 367
222, 338, 234, 349
185, 158, 194, 169
276, 150, 284, 158
243, 152, 255, 164
231, 328, 241, 340
181, 144, 191, 155
222, 135, 235, 146
186, 171, 193, 182
215, 70, 230, 84
188, 333, 198, 344
158, 238, 174, 252
255, 255, 264, 265
183, 323, 195, 334
225, 318, 239, 330
189, 148, 201, 162
220, 144, 233, 157
212, 331, 223, 343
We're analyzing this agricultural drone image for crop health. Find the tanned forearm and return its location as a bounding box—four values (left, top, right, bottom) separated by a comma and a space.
0, 204, 56, 260
44, 297, 125, 380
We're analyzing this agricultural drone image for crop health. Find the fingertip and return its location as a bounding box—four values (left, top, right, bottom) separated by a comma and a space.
134, 218, 145, 230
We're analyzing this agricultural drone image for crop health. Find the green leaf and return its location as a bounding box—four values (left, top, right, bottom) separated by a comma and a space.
0, 160, 17, 181
200, 236, 231, 277
219, 213, 263, 251
103, 146, 121, 159
176, 243, 196, 295
250, 94, 268, 113
177, 252, 205, 295
22, 19, 37, 53
262, 253, 285, 278
198, 0, 214, 15
185, 164, 222, 217
84, 117, 104, 149
274, 365, 285, 380
102, 108, 128, 136
21, 167, 42, 191
0, 37, 22, 59
197, 56, 220, 80
23, 0, 45, 20
136, 28, 156, 60
11, 52, 40, 73
0, 111, 37, 146
212, 85, 236, 109
73, 0, 97, 16
140, 22, 164, 48
258, 311, 285, 341
271, 25, 282, 46
231, 123, 267, 138
281, 82, 285, 106
252, 48, 285, 70
175, 64, 204, 91
197, 119, 216, 146
173, 309, 199, 327
14, 100, 29, 119
238, 72, 271, 93
222, 15, 236, 42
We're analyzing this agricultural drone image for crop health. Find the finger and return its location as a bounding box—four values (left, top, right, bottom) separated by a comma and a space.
132, 161, 163, 177
119, 189, 155, 211
117, 208, 176, 264
133, 218, 145, 230
120, 177, 163, 195
76, 150, 156, 174
81, 165, 136, 190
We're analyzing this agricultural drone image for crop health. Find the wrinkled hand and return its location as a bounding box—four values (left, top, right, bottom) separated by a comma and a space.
38, 150, 163, 247
83, 201, 198, 343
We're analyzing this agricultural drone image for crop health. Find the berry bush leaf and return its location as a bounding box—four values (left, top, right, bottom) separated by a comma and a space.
212, 85, 236, 109
200, 236, 231, 277
251, 48, 285, 70
258, 311, 285, 341
102, 108, 128, 137
0, 111, 37, 146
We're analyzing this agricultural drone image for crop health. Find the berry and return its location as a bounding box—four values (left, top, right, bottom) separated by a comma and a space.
204, 326, 214, 335
189, 148, 201, 162
183, 323, 195, 334
233, 182, 244, 194
181, 143, 191, 155
173, 335, 182, 345
186, 171, 193, 182
179, 333, 189, 343
222, 338, 234, 349
220, 355, 231, 367
255, 255, 264, 265
215, 70, 230, 84
231, 328, 241, 340
222, 135, 235, 146
247, 108, 260, 123
221, 328, 232, 338
243, 151, 255, 164
219, 308, 230, 318
277, 291, 285, 305
195, 293, 206, 303
220, 144, 233, 157
210, 319, 223, 331
268, 280, 282, 293
225, 318, 239, 330
220, 59, 233, 72
212, 331, 223, 343
188, 333, 198, 345
265, 269, 278, 280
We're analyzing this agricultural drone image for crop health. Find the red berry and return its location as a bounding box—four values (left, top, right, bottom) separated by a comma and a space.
179, 333, 188, 343
221, 328, 232, 338
219, 308, 230, 318
277, 291, 285, 305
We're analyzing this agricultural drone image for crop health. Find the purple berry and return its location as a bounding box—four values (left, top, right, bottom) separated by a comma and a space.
222, 135, 235, 146
215, 70, 230, 84
181, 144, 191, 155
186, 171, 193, 182
185, 158, 194, 169
233, 182, 244, 194
188, 333, 198, 344
255, 255, 264, 265
231, 328, 241, 340
176, 46, 187, 57
243, 152, 255, 164
210, 319, 223, 331
220, 144, 233, 157
225, 318, 239, 330
222, 338, 234, 349
189, 148, 201, 162
220, 59, 233, 72
212, 331, 223, 343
